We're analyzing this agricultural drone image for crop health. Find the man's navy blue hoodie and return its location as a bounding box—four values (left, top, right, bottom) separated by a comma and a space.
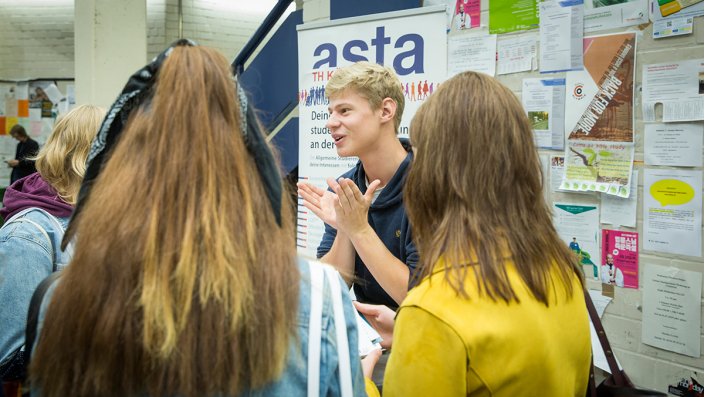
317, 139, 418, 310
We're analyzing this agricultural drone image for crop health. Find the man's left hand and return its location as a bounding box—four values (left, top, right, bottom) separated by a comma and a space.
330, 177, 381, 237
6, 159, 18, 167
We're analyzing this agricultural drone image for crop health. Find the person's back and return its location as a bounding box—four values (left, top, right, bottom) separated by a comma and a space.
6, 125, 39, 184
0, 105, 104, 380
388, 261, 589, 396
363, 71, 591, 397
29, 41, 365, 397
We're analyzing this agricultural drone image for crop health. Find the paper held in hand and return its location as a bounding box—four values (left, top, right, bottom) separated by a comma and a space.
356, 311, 383, 357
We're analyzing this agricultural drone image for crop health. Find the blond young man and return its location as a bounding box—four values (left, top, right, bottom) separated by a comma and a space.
298, 62, 417, 309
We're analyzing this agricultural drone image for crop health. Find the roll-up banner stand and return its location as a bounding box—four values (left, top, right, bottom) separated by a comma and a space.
296, 6, 447, 257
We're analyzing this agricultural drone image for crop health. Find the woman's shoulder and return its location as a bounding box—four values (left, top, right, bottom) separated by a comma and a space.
1, 209, 68, 234
401, 267, 471, 323
0, 209, 67, 246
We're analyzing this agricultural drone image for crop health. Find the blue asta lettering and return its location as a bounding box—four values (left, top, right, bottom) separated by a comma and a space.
312, 26, 424, 75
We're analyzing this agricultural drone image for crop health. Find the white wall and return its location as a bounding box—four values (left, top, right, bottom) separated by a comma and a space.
0, 0, 275, 80
0, 0, 74, 79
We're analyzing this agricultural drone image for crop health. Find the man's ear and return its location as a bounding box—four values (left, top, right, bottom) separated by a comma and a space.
379, 97, 397, 125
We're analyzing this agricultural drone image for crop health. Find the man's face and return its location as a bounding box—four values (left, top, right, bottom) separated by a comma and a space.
607, 255, 613, 265
10, 133, 20, 142
326, 89, 384, 158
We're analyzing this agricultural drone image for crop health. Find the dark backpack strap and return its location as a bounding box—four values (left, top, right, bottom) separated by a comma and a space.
24, 272, 62, 364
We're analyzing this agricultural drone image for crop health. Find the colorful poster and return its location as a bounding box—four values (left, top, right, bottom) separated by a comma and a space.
29, 81, 55, 119
650, 0, 703, 23
296, 7, 447, 256
553, 203, 601, 280
561, 141, 634, 195
601, 229, 638, 288
668, 377, 704, 396
489, 0, 540, 34
453, 0, 480, 30
563, 32, 636, 197
643, 169, 703, 257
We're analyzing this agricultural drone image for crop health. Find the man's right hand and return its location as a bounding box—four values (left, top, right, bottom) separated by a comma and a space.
297, 181, 339, 229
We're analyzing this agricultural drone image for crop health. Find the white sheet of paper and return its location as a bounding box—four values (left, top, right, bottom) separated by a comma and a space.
43, 83, 64, 106
643, 169, 703, 257
642, 59, 704, 122
0, 136, 15, 157
522, 78, 566, 149
28, 108, 42, 122
645, 123, 703, 166
5, 95, 17, 117
447, 32, 497, 77
356, 312, 383, 357
641, 264, 702, 358
497, 32, 537, 75
348, 288, 383, 356
587, 290, 621, 373
66, 84, 76, 105
539, 0, 584, 74
0, 136, 14, 187
15, 82, 28, 101
600, 170, 638, 228
540, 154, 550, 201
584, 0, 648, 33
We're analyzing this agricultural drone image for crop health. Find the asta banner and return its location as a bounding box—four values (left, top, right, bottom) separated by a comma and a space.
563, 32, 636, 197
296, 8, 447, 257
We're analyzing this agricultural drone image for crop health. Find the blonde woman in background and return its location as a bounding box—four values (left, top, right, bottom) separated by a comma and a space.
0, 105, 105, 382
359, 72, 592, 396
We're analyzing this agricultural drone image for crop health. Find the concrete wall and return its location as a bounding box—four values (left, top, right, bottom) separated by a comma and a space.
0, 0, 278, 80
0, 0, 74, 79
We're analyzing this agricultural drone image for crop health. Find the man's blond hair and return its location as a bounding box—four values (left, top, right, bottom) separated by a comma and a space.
325, 61, 405, 132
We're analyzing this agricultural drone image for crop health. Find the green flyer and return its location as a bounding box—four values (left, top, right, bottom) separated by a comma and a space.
489, 0, 540, 34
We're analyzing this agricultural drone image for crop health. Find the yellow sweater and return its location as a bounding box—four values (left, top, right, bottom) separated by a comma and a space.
368, 262, 591, 397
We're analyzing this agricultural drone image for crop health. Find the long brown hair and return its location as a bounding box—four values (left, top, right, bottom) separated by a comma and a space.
405, 71, 583, 304
31, 46, 298, 397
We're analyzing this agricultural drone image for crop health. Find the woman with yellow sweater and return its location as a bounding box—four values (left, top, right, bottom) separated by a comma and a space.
358, 71, 592, 396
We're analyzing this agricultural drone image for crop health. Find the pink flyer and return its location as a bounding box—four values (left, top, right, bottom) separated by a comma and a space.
454, 0, 480, 30
601, 230, 639, 289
